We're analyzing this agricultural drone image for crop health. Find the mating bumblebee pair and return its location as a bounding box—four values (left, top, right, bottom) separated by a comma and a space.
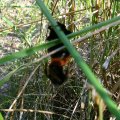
45, 22, 72, 85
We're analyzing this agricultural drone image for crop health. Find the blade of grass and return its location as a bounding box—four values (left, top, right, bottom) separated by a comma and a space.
0, 113, 4, 120
0, 40, 58, 65
0, 68, 19, 87
1, 16, 14, 27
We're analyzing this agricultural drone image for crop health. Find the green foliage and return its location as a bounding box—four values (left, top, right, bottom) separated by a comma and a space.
0, 113, 4, 120
0, 0, 119, 119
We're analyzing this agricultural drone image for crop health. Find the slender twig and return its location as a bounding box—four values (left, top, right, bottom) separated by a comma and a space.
1, 109, 69, 119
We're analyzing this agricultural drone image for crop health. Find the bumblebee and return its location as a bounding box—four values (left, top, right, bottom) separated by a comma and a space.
45, 22, 71, 85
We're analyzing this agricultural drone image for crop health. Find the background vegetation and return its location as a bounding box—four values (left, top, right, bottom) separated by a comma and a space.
0, 0, 120, 120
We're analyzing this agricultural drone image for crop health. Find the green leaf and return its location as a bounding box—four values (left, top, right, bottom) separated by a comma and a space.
0, 40, 58, 65
0, 113, 4, 120
2, 16, 14, 27
0, 68, 18, 87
